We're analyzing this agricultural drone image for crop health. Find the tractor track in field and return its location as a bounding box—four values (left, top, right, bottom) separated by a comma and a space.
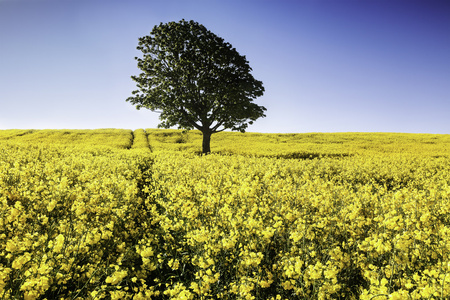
128, 130, 135, 149
129, 129, 153, 151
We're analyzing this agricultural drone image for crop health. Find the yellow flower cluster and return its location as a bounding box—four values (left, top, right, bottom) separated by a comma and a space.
0, 129, 449, 299
1, 130, 155, 299
145, 147, 450, 299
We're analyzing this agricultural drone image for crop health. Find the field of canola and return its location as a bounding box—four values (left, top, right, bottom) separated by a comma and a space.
1, 129, 450, 299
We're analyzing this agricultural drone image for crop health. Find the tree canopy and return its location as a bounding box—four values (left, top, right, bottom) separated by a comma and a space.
127, 19, 266, 153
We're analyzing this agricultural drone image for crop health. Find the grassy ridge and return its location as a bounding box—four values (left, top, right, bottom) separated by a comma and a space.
1, 129, 450, 299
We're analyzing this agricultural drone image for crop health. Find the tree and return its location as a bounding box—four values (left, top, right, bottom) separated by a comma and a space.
127, 19, 266, 154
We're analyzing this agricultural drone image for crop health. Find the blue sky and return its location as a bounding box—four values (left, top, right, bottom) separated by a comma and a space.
1, 0, 449, 134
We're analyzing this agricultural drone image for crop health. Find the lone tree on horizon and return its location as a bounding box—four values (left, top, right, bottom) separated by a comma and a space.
127, 19, 266, 154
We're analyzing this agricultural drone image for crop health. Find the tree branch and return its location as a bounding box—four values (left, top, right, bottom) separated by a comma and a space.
212, 121, 224, 132
180, 107, 202, 131
213, 128, 226, 133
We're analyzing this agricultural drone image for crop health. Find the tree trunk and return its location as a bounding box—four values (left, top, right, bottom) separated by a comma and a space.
202, 130, 211, 154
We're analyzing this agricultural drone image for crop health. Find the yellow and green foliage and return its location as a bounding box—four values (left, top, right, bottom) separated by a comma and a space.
1, 129, 449, 299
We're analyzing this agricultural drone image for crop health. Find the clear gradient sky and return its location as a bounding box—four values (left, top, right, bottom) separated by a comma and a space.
1, 0, 449, 134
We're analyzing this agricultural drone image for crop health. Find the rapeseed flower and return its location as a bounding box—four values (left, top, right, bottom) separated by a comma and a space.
1, 130, 450, 298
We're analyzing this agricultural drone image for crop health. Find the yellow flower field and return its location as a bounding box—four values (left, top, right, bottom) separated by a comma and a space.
1, 129, 449, 299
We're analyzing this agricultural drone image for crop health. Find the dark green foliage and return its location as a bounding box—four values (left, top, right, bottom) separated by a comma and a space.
127, 20, 266, 153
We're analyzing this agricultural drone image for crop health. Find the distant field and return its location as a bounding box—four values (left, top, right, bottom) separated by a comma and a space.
3, 128, 449, 156
145, 129, 450, 157
1, 129, 449, 299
